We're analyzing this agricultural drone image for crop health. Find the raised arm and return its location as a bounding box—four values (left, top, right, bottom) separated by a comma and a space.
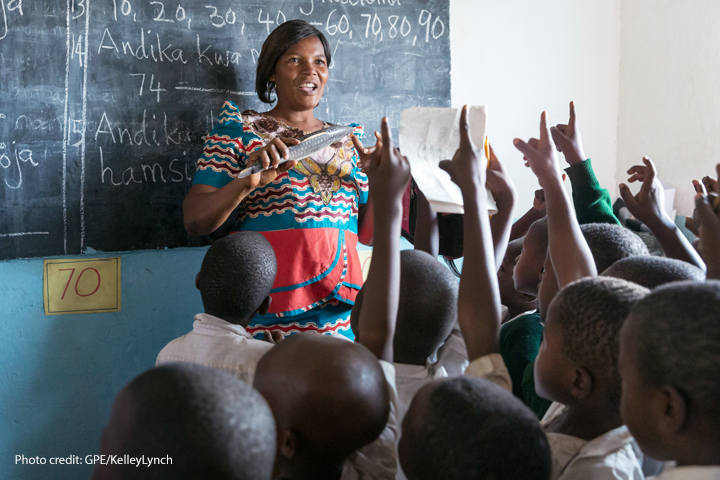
551, 101, 620, 226
619, 157, 705, 270
439, 106, 501, 360
357, 118, 411, 361
693, 166, 720, 280
514, 111, 597, 287
486, 144, 518, 270
509, 189, 546, 241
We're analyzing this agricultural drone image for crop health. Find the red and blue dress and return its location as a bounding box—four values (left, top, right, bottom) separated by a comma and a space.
193, 101, 369, 340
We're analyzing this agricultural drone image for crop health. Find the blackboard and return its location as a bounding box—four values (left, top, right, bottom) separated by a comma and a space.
0, 0, 451, 260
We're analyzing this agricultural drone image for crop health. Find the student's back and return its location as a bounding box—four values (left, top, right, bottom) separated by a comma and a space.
93, 363, 276, 480
156, 232, 277, 383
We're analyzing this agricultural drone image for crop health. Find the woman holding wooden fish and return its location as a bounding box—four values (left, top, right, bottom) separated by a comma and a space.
183, 20, 378, 341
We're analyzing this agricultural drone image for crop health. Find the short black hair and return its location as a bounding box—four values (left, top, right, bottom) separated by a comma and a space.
403, 377, 551, 480
197, 232, 277, 324
102, 363, 276, 480
394, 250, 458, 365
581, 223, 649, 273
551, 277, 649, 405
626, 281, 720, 427
256, 19, 332, 104
601, 256, 705, 289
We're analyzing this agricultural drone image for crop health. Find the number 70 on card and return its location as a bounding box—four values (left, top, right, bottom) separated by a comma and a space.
43, 258, 121, 315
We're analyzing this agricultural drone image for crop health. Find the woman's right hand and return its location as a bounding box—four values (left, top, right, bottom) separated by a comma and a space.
244, 136, 301, 189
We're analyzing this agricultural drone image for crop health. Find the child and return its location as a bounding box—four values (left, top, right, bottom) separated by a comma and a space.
392, 249, 459, 420
619, 281, 720, 478
399, 106, 552, 480
601, 255, 705, 289
92, 363, 276, 480
499, 237, 539, 320
516, 111, 649, 479
156, 232, 277, 384
537, 278, 649, 479
691, 170, 720, 280
399, 377, 552, 480
253, 117, 410, 480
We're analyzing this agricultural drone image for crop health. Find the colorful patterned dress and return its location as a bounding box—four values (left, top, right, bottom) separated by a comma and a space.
193, 101, 369, 340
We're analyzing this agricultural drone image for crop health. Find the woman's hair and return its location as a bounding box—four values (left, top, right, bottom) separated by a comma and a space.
256, 19, 332, 104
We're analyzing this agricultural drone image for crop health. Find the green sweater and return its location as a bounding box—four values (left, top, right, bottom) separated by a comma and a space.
501, 159, 620, 419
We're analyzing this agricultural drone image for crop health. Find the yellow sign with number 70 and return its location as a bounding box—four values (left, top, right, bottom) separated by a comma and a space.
43, 258, 121, 315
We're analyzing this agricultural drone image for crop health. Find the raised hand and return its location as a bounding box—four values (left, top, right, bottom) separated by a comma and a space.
352, 131, 383, 174
618, 156, 668, 226
693, 189, 720, 280
533, 189, 546, 215
513, 112, 563, 188
692, 164, 720, 195
486, 143, 517, 204
439, 105, 486, 193
365, 118, 411, 208
550, 101, 586, 166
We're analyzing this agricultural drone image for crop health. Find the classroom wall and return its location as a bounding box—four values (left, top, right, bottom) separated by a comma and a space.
616, 0, 720, 216
450, 0, 622, 212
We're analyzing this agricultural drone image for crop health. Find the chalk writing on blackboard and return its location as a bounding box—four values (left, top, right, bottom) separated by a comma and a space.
0, 0, 450, 260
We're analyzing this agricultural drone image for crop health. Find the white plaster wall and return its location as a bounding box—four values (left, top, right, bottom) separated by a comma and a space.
450, 0, 622, 212
617, 0, 720, 216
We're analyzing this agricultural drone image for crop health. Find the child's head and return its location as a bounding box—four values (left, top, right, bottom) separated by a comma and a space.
602, 255, 705, 289
197, 232, 277, 325
514, 219, 548, 296
499, 238, 538, 318
619, 281, 720, 464
253, 333, 390, 478
393, 250, 458, 364
535, 277, 649, 408
93, 363, 276, 480
351, 250, 458, 364
580, 223, 649, 273
399, 376, 551, 480
536, 223, 650, 320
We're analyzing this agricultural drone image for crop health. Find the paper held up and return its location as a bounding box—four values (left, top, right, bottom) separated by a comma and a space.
399, 106, 497, 215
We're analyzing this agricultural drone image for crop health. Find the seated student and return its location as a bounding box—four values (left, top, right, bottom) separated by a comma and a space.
253, 117, 409, 480
400, 377, 552, 480
156, 232, 277, 384
499, 237, 539, 320
536, 278, 649, 479
515, 111, 649, 479
92, 363, 276, 480
601, 255, 706, 289
398, 106, 551, 480
355, 249, 458, 423
619, 281, 720, 479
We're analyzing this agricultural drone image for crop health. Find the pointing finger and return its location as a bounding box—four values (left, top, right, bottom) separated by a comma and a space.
539, 111, 551, 146
513, 138, 536, 159
380, 117, 393, 157
569, 101, 576, 128
459, 105, 474, 150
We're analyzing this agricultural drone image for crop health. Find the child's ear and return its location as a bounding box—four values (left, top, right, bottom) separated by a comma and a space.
658, 385, 688, 434
569, 366, 594, 400
278, 429, 296, 460
258, 296, 272, 316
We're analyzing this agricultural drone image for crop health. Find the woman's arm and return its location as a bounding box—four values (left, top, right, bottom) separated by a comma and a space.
184, 136, 300, 236
183, 181, 254, 236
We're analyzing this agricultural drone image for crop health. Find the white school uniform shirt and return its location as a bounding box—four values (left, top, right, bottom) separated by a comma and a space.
541, 402, 644, 480
435, 327, 469, 377
342, 360, 399, 480
394, 355, 449, 423
650, 466, 720, 479
156, 313, 273, 384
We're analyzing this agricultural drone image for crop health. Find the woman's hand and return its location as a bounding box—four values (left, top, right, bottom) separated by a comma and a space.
352, 131, 383, 174
246, 136, 301, 170
245, 136, 301, 189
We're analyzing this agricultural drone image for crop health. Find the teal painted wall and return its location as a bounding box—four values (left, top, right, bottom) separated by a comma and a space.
0, 247, 209, 480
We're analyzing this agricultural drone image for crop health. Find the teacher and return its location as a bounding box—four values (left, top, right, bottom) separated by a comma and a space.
183, 20, 377, 341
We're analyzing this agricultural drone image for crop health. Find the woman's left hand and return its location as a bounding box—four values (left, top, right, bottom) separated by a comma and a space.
352, 131, 383, 174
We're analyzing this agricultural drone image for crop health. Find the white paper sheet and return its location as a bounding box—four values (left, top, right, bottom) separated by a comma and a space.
399, 106, 497, 214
